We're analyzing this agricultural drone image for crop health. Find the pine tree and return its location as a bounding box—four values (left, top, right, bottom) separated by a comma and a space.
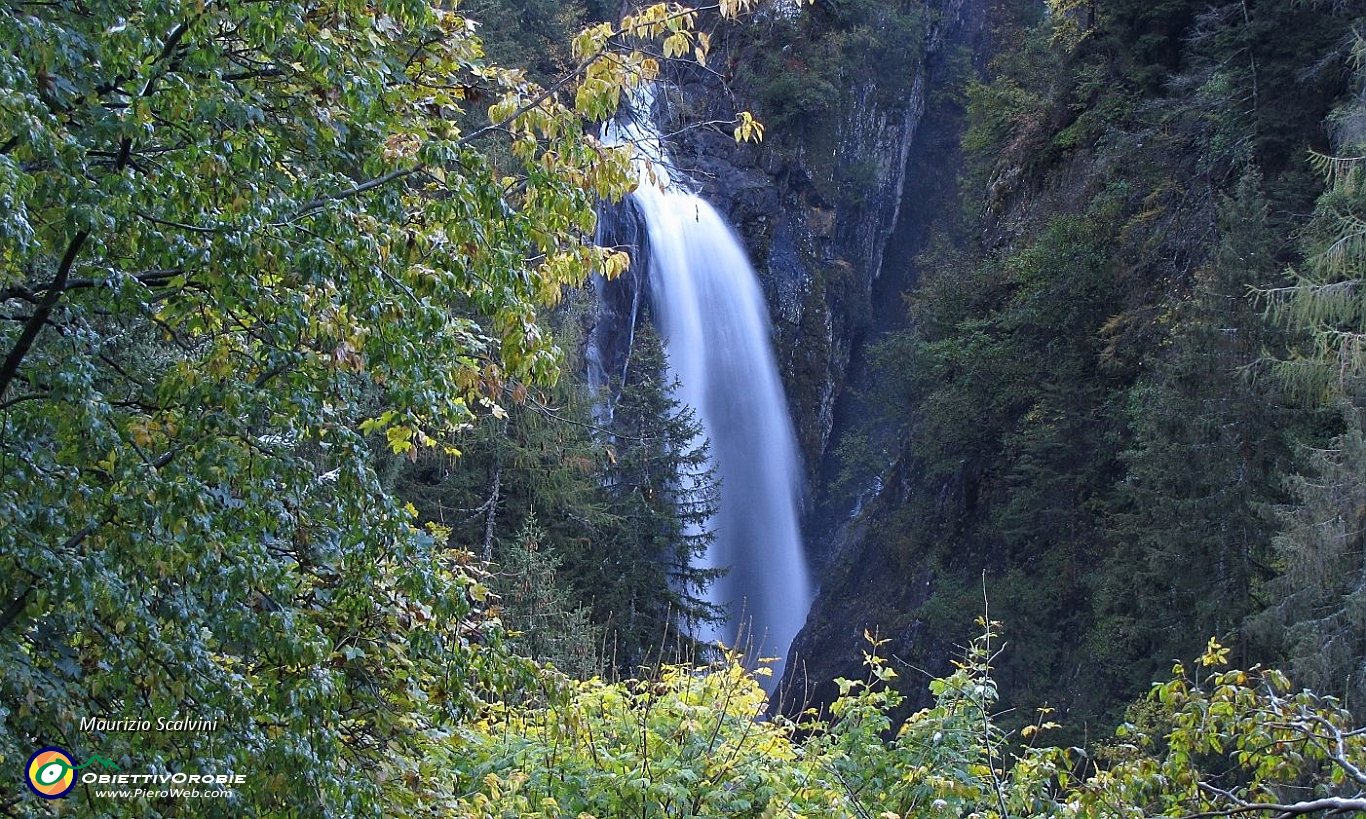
586, 324, 722, 674
395, 366, 614, 566
1099, 170, 1294, 689
492, 515, 604, 679
1250, 42, 1366, 702
395, 312, 723, 677
1262, 157, 1366, 401
1250, 417, 1366, 705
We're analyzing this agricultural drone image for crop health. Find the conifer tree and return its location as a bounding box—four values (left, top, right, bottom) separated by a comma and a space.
1252, 42, 1366, 702
492, 514, 604, 679
395, 345, 614, 568
1262, 157, 1366, 400
587, 324, 722, 674
397, 314, 723, 676
1098, 170, 1294, 687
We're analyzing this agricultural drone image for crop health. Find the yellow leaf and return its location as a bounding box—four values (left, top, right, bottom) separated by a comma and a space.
1200, 637, 1230, 667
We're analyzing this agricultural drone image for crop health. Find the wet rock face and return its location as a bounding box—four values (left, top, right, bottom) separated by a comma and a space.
589, 197, 650, 402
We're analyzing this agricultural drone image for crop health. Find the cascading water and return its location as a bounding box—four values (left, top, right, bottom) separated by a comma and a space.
600, 91, 813, 679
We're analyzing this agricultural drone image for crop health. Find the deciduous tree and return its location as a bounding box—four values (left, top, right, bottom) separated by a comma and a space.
0, 0, 761, 812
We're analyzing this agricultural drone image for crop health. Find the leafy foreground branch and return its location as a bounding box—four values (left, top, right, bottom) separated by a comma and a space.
450, 627, 1365, 819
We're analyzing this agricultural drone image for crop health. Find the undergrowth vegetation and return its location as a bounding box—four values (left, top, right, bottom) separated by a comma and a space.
447, 624, 1366, 819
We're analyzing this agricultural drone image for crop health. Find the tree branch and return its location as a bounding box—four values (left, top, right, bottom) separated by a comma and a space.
0, 230, 88, 400
0, 12, 198, 399
284, 167, 419, 223
482, 463, 501, 563
0, 268, 182, 303
1188, 783, 1366, 819
0, 391, 50, 410
1304, 714, 1366, 788
0, 587, 33, 633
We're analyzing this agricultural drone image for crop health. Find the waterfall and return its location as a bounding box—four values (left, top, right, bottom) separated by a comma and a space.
601, 91, 813, 678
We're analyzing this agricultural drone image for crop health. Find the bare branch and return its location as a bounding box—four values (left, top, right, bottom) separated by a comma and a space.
1183, 783, 1366, 819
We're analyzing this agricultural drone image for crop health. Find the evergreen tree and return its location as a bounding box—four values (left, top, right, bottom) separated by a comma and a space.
1098, 170, 1294, 691
462, 0, 613, 83
492, 515, 604, 679
1252, 43, 1366, 703
1262, 159, 1366, 401
397, 312, 724, 677
395, 337, 615, 568
586, 324, 721, 674
1251, 415, 1366, 705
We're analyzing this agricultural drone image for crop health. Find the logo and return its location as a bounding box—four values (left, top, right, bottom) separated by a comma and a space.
26, 747, 76, 799
25, 747, 118, 799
